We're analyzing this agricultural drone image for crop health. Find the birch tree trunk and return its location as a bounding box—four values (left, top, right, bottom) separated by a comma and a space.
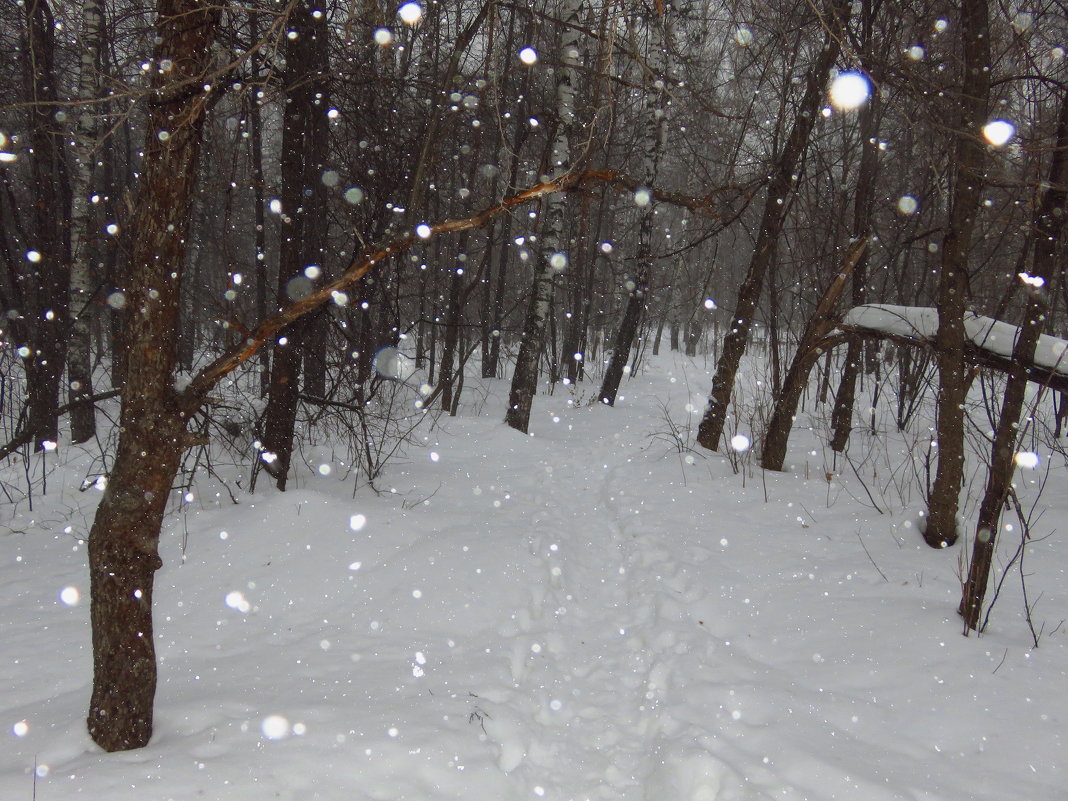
505, 0, 582, 433
599, 4, 670, 406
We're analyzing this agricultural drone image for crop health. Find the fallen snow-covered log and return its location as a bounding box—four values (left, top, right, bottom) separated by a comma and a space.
832, 304, 1068, 393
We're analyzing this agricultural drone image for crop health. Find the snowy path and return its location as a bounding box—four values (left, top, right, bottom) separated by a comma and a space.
1, 355, 1065, 800
469, 427, 735, 800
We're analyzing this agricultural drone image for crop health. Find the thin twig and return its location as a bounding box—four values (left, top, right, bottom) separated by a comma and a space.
856, 529, 888, 582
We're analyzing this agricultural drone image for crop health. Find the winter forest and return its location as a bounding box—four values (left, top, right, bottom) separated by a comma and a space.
1, 0, 1067, 797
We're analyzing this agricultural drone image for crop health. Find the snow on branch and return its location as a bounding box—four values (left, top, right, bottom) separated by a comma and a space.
837, 304, 1068, 392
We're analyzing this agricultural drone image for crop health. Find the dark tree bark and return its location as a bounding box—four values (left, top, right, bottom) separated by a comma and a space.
761, 239, 867, 471
695, 0, 848, 451
259, 0, 331, 490
439, 238, 467, 412
959, 87, 1068, 630
924, 0, 990, 549
829, 0, 881, 453
20, 0, 72, 451
247, 8, 270, 397
562, 191, 593, 382
482, 12, 530, 380
86, 0, 220, 751
599, 8, 670, 406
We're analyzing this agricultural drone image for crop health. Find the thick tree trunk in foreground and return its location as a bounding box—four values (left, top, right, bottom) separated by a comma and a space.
695, 0, 847, 451
924, 0, 990, 549
86, 0, 219, 751
959, 88, 1068, 630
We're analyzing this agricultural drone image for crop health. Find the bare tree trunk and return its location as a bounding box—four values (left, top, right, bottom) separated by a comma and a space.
830, 0, 881, 453
562, 191, 592, 382
599, 5, 670, 406
248, 8, 270, 397
959, 86, 1068, 630
86, 0, 219, 751
67, 0, 105, 443
695, 0, 847, 451
21, 0, 72, 451
259, 0, 330, 490
483, 11, 529, 380
439, 237, 467, 411
505, 0, 582, 433
924, 0, 990, 549
761, 239, 867, 471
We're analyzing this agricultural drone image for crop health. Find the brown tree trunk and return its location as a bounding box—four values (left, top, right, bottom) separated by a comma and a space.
248, 8, 270, 397
600, 287, 644, 405
439, 238, 467, 411
259, 0, 330, 490
562, 192, 593, 383
21, 0, 72, 451
830, 0, 881, 453
761, 239, 867, 471
695, 0, 848, 451
68, 0, 106, 444
87, 0, 220, 751
924, 0, 990, 549
599, 7, 670, 406
959, 86, 1068, 630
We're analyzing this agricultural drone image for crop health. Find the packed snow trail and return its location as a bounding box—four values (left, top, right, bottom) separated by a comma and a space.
464, 423, 741, 800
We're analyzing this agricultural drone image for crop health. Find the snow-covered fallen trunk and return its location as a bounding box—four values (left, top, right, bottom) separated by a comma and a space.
837, 304, 1068, 392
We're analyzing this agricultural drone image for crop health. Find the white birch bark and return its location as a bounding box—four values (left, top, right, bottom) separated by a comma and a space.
598, 4, 671, 405
505, 0, 583, 432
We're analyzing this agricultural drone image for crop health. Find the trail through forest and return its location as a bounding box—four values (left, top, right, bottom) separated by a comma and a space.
1, 353, 1065, 799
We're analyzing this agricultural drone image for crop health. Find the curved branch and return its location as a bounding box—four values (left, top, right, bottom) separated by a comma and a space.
179, 168, 727, 408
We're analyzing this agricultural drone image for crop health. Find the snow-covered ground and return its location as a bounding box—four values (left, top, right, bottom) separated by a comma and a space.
1, 352, 1065, 800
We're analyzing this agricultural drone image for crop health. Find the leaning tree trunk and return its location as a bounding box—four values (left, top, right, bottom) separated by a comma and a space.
86, 0, 220, 752
761, 239, 868, 471
599, 5, 671, 406
695, 0, 848, 451
959, 85, 1068, 630
505, 0, 582, 433
924, 0, 990, 549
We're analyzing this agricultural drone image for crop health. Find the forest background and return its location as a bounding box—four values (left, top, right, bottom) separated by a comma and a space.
2, 0, 1067, 758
